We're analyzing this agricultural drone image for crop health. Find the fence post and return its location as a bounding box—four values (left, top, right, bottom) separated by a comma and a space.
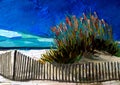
13, 50, 17, 80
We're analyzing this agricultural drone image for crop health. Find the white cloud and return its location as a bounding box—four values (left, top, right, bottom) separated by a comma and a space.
0, 29, 22, 38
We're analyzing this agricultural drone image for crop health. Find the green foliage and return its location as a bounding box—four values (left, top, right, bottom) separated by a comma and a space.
40, 12, 120, 64
114, 47, 120, 57
94, 39, 119, 55
41, 49, 82, 64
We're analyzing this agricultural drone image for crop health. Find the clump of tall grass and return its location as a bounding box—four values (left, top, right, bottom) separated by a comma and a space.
40, 12, 120, 64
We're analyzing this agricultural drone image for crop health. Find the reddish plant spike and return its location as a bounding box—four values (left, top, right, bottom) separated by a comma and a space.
68, 21, 72, 27
55, 30, 60, 36
51, 26, 57, 32
59, 23, 63, 30
79, 29, 83, 38
83, 13, 87, 20
66, 17, 70, 24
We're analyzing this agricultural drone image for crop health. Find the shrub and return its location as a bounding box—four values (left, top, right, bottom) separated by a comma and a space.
40, 12, 120, 64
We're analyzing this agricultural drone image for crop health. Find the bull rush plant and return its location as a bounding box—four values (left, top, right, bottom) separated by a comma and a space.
40, 12, 120, 64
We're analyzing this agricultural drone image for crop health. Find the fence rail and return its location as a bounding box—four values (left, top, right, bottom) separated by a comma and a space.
0, 50, 120, 83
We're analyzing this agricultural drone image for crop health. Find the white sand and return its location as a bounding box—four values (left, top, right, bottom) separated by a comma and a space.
0, 49, 50, 60
18, 49, 49, 60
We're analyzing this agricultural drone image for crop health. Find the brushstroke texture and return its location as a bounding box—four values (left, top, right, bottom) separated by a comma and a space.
0, 0, 119, 40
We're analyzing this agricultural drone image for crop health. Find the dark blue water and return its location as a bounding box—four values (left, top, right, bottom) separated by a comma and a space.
0, 0, 120, 47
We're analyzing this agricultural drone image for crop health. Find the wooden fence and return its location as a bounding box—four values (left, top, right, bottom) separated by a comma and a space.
0, 51, 13, 80
0, 50, 120, 83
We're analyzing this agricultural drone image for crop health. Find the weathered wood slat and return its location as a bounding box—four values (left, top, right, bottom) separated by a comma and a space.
55, 64, 57, 81
104, 62, 107, 80
108, 62, 110, 80
28, 57, 31, 79
15, 52, 18, 80
79, 64, 81, 82
91, 62, 94, 82
52, 63, 54, 80
61, 64, 63, 81
114, 62, 117, 80
95, 63, 98, 82
68, 64, 70, 82
35, 60, 38, 79
38, 61, 40, 79
49, 63, 51, 80
112, 62, 114, 80
34, 59, 37, 79
22, 54, 25, 80
20, 54, 23, 80
25, 55, 28, 79
118, 62, 120, 80
25, 56, 29, 80
71, 65, 74, 82
1, 54, 3, 74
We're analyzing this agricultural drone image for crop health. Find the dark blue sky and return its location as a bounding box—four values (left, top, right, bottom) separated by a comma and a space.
0, 0, 120, 40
